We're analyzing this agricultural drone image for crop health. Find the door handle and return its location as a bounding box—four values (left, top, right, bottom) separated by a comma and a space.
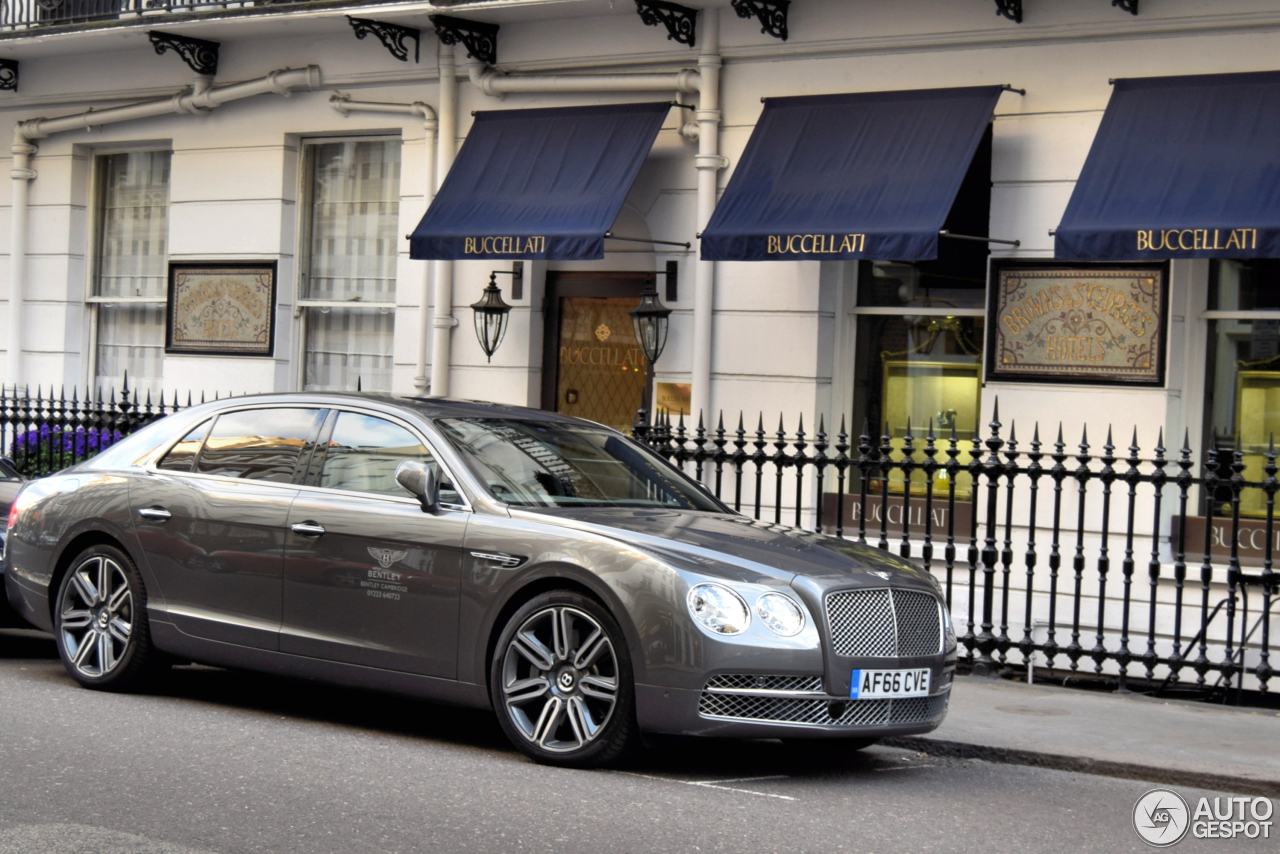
137, 507, 171, 522
290, 521, 326, 538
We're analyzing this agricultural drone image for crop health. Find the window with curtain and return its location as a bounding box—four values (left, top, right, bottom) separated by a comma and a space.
299, 138, 401, 392
91, 150, 171, 396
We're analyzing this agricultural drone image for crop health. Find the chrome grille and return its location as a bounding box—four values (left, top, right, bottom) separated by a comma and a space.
826, 589, 895, 656
698, 689, 949, 727
706, 674, 824, 693
893, 590, 943, 656
824, 588, 942, 657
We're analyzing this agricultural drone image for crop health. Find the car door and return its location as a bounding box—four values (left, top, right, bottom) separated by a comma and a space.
132, 406, 326, 650
280, 409, 468, 678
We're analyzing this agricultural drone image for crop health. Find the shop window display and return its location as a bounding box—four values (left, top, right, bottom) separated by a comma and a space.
1205, 259, 1280, 517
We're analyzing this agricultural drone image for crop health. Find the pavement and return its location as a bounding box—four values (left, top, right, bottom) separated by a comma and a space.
890, 674, 1280, 797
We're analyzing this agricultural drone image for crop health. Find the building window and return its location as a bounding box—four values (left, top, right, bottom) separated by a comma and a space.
298, 138, 401, 392
851, 262, 984, 500
1204, 260, 1280, 517
89, 150, 171, 395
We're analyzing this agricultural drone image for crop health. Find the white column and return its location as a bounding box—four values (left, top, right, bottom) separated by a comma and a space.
429, 42, 459, 398
414, 108, 438, 393
690, 8, 721, 424
8, 140, 35, 390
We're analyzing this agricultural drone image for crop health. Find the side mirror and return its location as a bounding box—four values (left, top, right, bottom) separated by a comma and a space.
395, 459, 439, 513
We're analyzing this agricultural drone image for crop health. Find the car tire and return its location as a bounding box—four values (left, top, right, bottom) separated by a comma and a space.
490, 590, 639, 768
53, 544, 165, 692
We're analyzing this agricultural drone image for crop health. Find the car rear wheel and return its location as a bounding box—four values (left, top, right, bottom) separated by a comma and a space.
490, 591, 638, 768
54, 544, 163, 691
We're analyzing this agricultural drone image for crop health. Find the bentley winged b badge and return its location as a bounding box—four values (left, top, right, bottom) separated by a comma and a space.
368, 547, 408, 569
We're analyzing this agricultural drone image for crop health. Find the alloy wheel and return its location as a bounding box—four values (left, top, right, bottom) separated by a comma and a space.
500, 605, 619, 753
59, 556, 134, 679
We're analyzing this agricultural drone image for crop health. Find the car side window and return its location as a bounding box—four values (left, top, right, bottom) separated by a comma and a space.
318, 411, 460, 503
195, 408, 325, 484
156, 419, 212, 473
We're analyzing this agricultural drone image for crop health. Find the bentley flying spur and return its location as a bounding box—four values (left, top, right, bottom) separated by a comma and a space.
3, 394, 956, 767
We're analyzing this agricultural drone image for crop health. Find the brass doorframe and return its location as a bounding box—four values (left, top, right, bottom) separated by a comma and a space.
541, 271, 656, 418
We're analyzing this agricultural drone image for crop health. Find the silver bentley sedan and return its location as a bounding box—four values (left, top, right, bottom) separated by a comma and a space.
2, 393, 956, 767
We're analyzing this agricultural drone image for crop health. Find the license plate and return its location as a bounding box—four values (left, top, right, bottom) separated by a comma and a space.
850, 668, 931, 700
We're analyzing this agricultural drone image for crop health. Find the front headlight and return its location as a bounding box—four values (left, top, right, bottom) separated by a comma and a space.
687, 583, 750, 635
755, 592, 805, 637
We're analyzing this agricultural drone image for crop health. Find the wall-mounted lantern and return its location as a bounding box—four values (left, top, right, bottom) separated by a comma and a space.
471, 272, 513, 362
629, 282, 673, 412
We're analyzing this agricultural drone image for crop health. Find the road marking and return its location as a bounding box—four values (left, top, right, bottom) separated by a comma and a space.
616, 771, 796, 801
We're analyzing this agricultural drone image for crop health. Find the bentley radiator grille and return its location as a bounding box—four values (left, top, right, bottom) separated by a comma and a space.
825, 589, 942, 657
698, 689, 949, 727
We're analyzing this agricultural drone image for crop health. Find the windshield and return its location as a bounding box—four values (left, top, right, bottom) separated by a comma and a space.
436, 418, 722, 510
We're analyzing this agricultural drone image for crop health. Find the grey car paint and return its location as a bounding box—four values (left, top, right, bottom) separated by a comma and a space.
3, 393, 955, 741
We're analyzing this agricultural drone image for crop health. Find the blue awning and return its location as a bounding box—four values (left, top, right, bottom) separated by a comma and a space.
1056, 71, 1280, 261
409, 102, 670, 261
699, 86, 1004, 262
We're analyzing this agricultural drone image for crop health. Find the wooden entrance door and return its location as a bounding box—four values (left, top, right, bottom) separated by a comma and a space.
542, 272, 653, 432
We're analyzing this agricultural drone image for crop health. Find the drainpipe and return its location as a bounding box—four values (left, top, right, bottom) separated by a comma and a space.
690, 7, 722, 424
330, 93, 438, 394
429, 41, 458, 398
7, 141, 35, 390
467, 62, 700, 98
5, 66, 323, 390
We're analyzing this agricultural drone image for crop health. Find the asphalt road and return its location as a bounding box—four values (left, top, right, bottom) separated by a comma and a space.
0, 628, 1267, 854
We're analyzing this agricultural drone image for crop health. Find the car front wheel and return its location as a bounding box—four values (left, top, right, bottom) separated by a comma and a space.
54, 544, 162, 691
490, 591, 638, 768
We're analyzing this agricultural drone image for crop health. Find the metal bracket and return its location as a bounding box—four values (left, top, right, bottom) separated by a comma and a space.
939, 230, 1021, 248
635, 0, 698, 48
1112, 0, 1138, 14
730, 0, 789, 41
993, 0, 1023, 24
0, 59, 17, 93
605, 232, 692, 250
431, 15, 499, 66
147, 31, 219, 77
347, 17, 420, 63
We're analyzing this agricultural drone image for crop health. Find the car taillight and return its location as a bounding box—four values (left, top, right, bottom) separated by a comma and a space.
7, 489, 24, 529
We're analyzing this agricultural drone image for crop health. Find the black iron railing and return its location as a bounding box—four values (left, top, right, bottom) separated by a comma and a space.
632, 405, 1278, 699
0, 382, 195, 476
0, 0, 365, 33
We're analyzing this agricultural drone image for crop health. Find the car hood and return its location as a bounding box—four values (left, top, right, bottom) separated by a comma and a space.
515, 506, 936, 589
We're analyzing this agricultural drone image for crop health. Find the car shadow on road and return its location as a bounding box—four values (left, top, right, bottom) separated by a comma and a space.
0, 628, 58, 659
4, 629, 928, 780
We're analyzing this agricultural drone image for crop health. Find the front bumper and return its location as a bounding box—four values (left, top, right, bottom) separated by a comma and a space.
636, 665, 953, 739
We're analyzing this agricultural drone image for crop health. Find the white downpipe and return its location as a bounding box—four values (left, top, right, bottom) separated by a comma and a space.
429, 42, 458, 398
7, 142, 35, 390
467, 62, 701, 97
330, 94, 438, 394
690, 8, 722, 424
6, 66, 323, 389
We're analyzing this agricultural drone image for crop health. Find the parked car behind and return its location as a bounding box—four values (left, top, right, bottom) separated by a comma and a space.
0, 456, 27, 629
3, 393, 956, 767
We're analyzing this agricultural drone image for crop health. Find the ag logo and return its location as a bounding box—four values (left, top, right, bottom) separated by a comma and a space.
1134, 788, 1190, 847
595, 323, 611, 342
367, 547, 408, 569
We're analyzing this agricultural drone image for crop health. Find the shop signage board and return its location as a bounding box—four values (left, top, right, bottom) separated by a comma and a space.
820, 492, 974, 539
986, 260, 1168, 386
1172, 516, 1280, 568
166, 262, 277, 356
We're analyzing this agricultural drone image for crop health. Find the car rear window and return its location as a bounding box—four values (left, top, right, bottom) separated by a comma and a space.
195, 408, 325, 483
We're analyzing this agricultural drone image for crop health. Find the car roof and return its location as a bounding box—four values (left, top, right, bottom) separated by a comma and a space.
188, 392, 614, 430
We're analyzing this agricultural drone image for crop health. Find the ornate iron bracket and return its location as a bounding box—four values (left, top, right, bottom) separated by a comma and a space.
730, 0, 789, 41
348, 17, 420, 63
635, 0, 698, 48
148, 31, 219, 76
993, 0, 1023, 23
0, 59, 17, 93
431, 15, 499, 66
1112, 0, 1138, 14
